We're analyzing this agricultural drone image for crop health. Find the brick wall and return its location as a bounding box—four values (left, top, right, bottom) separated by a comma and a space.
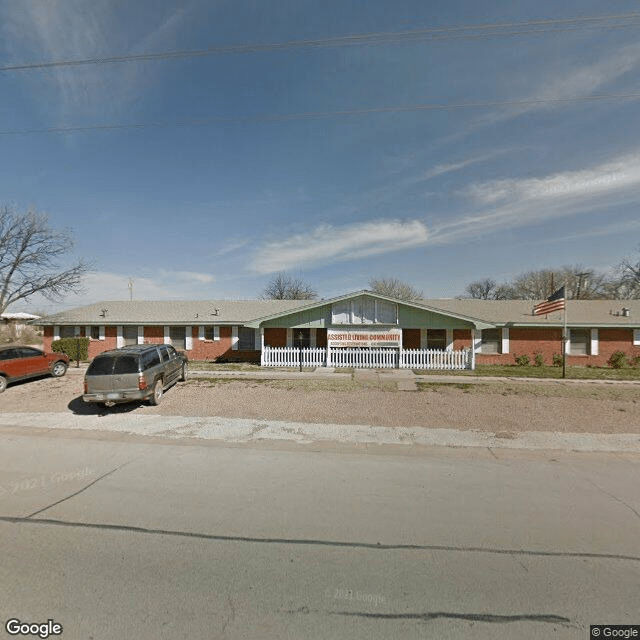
476, 327, 639, 366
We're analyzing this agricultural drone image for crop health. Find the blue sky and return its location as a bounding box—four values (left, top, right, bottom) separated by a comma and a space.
2, 0, 640, 312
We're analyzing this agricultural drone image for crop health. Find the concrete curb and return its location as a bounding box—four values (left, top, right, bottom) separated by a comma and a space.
1, 412, 639, 453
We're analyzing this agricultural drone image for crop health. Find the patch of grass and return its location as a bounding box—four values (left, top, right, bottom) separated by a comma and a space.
417, 379, 639, 401
413, 364, 640, 381
188, 361, 263, 372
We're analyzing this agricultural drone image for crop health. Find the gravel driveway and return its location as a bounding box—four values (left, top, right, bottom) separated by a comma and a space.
2, 368, 639, 434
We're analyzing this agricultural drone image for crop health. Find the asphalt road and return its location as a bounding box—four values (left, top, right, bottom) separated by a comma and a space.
1, 427, 639, 640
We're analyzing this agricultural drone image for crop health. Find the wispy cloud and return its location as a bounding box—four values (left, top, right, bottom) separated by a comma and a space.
432, 150, 640, 243
0, 0, 198, 121
423, 153, 501, 179
251, 220, 430, 273
74, 269, 216, 303
440, 41, 640, 146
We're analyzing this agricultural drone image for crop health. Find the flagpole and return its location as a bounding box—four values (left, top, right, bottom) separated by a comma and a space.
562, 283, 567, 379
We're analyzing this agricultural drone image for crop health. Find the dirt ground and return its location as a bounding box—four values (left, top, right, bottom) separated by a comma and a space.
2, 368, 639, 434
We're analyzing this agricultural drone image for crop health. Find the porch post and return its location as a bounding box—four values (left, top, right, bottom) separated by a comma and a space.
471, 329, 477, 370
260, 327, 265, 366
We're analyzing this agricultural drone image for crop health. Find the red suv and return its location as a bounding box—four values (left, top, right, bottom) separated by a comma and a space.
0, 346, 69, 392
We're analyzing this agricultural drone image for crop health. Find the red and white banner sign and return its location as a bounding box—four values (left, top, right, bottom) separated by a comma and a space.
327, 328, 401, 348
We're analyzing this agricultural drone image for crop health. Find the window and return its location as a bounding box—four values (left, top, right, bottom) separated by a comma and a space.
17, 348, 42, 358
570, 329, 590, 355
427, 329, 446, 350
238, 327, 256, 350
90, 326, 100, 340
331, 297, 398, 324
480, 329, 501, 354
87, 356, 115, 376
204, 326, 216, 340
123, 326, 138, 346
113, 356, 139, 374
60, 326, 76, 338
169, 326, 186, 350
142, 348, 161, 369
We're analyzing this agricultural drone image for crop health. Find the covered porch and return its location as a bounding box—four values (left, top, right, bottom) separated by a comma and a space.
246, 291, 493, 370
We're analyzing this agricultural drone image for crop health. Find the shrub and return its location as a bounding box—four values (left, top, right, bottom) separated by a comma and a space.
514, 354, 530, 366
52, 337, 89, 361
607, 350, 628, 369
552, 353, 563, 367
631, 355, 640, 368
534, 352, 545, 367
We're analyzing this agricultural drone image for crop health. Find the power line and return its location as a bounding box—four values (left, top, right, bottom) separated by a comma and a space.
1, 12, 639, 73
2, 91, 640, 136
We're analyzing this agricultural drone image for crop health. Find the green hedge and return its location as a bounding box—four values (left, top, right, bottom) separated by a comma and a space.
52, 337, 90, 361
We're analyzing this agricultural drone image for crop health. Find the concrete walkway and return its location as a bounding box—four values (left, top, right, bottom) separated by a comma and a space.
66, 364, 640, 389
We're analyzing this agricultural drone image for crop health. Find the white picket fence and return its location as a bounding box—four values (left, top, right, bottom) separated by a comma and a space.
262, 347, 326, 367
400, 348, 472, 370
262, 346, 473, 369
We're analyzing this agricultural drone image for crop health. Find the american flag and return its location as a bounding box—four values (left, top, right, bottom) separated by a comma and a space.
534, 286, 565, 316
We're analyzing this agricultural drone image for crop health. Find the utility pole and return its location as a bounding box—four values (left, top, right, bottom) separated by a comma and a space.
576, 272, 589, 300
128, 279, 133, 301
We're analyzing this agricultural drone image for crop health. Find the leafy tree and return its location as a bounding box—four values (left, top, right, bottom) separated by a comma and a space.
262, 272, 317, 300
368, 277, 423, 301
0, 206, 89, 315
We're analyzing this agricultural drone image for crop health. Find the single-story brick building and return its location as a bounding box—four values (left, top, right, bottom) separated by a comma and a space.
35, 291, 640, 368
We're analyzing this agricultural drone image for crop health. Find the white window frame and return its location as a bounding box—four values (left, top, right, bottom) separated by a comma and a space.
501, 327, 510, 354
53, 326, 60, 341
634, 329, 640, 346
137, 326, 144, 345
479, 328, 501, 354
590, 328, 599, 356
185, 326, 193, 351
231, 326, 239, 350
99, 325, 105, 341
116, 325, 124, 348
164, 326, 170, 345
568, 328, 590, 355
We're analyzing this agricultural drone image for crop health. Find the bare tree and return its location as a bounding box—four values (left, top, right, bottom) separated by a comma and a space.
613, 248, 640, 298
368, 277, 423, 301
0, 207, 89, 315
262, 272, 317, 300
462, 266, 613, 300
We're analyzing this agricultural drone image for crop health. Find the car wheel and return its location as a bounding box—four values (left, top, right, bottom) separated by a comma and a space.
180, 363, 188, 382
51, 361, 68, 377
149, 378, 163, 405
0, 376, 6, 393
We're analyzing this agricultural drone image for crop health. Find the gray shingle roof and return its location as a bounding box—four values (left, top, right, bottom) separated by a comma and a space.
35, 300, 309, 325
34, 296, 640, 328
421, 299, 640, 327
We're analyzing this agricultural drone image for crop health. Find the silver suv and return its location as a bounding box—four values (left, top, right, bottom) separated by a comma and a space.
83, 344, 188, 406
